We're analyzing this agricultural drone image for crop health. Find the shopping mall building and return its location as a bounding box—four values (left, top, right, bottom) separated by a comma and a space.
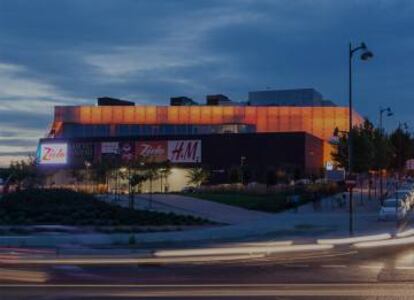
37, 88, 363, 191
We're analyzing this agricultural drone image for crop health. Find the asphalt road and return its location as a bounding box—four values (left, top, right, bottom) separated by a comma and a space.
2, 244, 414, 299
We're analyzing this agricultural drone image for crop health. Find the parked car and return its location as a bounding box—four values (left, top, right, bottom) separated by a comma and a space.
181, 186, 196, 193
392, 191, 412, 210
379, 198, 407, 221
295, 179, 312, 186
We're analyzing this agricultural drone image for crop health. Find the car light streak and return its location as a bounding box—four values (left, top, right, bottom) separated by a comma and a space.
0, 268, 48, 283
154, 244, 333, 257
317, 233, 391, 245
0, 254, 265, 265
236, 241, 293, 247
353, 236, 414, 248
396, 229, 414, 238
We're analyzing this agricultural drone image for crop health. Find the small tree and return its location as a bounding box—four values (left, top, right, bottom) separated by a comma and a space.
8, 155, 43, 189
228, 166, 241, 183
390, 123, 413, 171
186, 168, 209, 187
70, 168, 85, 191
158, 160, 172, 192
93, 158, 122, 194
331, 119, 375, 173
265, 168, 276, 188
129, 173, 148, 209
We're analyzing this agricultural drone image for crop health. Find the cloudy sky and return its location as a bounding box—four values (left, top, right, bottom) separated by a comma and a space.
0, 0, 413, 166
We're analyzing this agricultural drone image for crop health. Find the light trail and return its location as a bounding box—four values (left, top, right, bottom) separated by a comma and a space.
354, 236, 414, 249
396, 228, 414, 238
1, 283, 414, 298
317, 233, 391, 245
0, 254, 265, 265
0, 268, 48, 283
154, 244, 333, 257
235, 241, 293, 247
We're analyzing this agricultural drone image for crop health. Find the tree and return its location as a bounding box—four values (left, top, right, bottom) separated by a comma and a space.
331, 118, 375, 173
158, 160, 172, 192
390, 123, 414, 171
70, 168, 85, 191
92, 158, 122, 194
186, 168, 210, 187
372, 128, 393, 171
265, 168, 276, 188
129, 173, 148, 209
228, 166, 241, 183
8, 155, 43, 189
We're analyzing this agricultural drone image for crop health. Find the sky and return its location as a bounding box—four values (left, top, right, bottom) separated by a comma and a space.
0, 0, 413, 166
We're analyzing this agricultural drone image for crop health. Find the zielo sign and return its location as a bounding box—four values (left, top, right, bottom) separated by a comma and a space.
39, 143, 68, 165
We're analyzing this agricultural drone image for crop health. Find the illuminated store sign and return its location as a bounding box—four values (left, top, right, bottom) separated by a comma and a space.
168, 140, 201, 163
136, 141, 167, 162
39, 143, 68, 164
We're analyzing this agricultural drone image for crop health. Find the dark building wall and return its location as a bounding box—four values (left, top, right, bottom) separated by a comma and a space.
304, 134, 324, 174
39, 132, 323, 178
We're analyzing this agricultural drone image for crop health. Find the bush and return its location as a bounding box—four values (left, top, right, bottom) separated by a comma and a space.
0, 189, 210, 226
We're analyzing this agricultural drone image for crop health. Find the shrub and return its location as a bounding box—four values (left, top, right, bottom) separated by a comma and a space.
0, 189, 210, 226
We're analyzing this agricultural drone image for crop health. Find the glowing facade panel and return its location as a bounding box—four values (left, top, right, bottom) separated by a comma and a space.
51, 105, 363, 142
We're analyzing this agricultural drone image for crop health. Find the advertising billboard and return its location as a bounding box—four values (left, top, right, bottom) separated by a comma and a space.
119, 141, 135, 161
168, 140, 201, 163
39, 143, 68, 165
101, 142, 119, 154
136, 141, 167, 162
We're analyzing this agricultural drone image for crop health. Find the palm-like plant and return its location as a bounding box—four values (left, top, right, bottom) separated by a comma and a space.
186, 168, 209, 187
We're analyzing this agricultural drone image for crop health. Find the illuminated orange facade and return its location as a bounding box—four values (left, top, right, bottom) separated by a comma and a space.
51, 105, 364, 163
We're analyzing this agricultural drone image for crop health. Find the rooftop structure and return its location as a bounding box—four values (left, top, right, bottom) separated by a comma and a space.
248, 88, 336, 107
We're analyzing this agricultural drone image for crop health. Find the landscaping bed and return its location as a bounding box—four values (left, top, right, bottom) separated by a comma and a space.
0, 189, 210, 226
181, 183, 344, 213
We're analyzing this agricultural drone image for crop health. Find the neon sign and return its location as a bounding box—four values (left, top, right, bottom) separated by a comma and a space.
39, 143, 68, 164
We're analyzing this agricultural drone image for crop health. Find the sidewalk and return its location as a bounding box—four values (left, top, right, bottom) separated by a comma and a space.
101, 194, 273, 224
0, 186, 405, 248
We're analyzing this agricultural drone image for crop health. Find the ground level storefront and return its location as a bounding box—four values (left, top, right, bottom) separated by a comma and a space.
38, 132, 324, 191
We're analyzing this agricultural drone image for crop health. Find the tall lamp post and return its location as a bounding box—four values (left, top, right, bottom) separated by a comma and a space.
348, 42, 374, 236
379, 107, 393, 203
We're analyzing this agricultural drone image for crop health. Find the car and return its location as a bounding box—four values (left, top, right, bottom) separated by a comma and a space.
392, 190, 412, 210
181, 186, 196, 193
399, 189, 414, 205
295, 179, 312, 186
379, 198, 407, 221
399, 183, 414, 191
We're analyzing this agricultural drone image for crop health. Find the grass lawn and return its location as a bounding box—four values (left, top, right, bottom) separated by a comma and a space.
180, 183, 344, 213
180, 191, 298, 213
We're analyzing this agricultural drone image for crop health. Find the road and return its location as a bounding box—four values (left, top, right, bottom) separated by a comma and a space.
2, 244, 414, 299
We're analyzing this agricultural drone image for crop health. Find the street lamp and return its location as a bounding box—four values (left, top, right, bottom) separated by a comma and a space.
348, 42, 374, 236
84, 161, 92, 193
379, 107, 393, 132
379, 107, 393, 203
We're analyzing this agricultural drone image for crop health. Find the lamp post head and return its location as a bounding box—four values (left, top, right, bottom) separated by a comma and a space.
361, 50, 374, 60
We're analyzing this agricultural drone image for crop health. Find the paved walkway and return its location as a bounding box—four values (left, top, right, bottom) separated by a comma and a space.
95, 184, 406, 244
0, 181, 405, 247
100, 194, 273, 224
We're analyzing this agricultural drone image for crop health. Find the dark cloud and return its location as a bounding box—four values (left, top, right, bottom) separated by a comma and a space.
0, 151, 33, 157
0, 139, 37, 147
0, 110, 49, 131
